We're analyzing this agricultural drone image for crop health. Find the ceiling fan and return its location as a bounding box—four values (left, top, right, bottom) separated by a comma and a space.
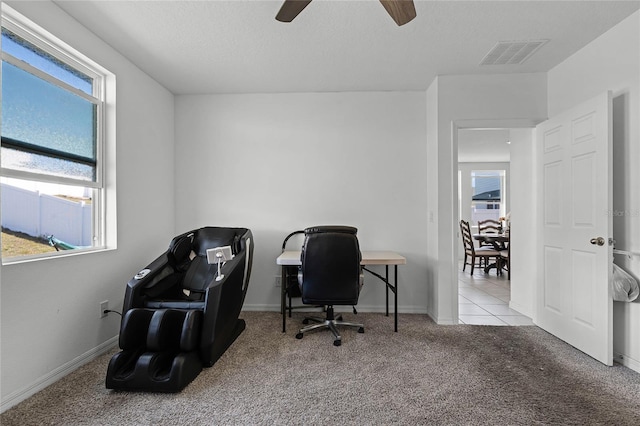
276, 0, 417, 26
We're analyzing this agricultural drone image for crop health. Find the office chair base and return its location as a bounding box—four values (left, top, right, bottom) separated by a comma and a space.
296, 315, 364, 346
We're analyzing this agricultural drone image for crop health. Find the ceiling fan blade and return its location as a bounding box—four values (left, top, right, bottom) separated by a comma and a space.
276, 0, 313, 23
379, 0, 417, 26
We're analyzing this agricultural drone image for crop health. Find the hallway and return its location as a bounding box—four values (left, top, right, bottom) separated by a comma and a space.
458, 263, 533, 325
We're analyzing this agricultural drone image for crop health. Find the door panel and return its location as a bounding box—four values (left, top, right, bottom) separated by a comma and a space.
572, 249, 596, 326
536, 91, 613, 366
543, 246, 563, 313
544, 162, 563, 225
572, 153, 596, 227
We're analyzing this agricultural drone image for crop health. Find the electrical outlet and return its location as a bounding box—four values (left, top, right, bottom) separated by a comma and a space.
100, 300, 109, 318
275, 276, 282, 287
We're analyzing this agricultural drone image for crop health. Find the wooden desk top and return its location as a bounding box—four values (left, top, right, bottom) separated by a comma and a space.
277, 250, 406, 266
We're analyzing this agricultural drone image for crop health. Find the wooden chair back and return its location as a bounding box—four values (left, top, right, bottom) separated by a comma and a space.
459, 220, 475, 255
478, 219, 502, 234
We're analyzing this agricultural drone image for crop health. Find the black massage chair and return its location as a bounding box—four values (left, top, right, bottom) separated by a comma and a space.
106, 226, 253, 392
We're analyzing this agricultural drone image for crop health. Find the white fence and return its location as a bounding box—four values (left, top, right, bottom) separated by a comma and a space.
1, 183, 92, 247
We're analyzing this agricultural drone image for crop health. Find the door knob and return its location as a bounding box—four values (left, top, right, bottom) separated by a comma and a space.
590, 237, 605, 246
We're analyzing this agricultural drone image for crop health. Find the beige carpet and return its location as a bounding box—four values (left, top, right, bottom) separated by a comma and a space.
2, 311, 640, 425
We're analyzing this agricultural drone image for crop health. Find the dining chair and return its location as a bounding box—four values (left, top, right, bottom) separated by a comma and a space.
499, 233, 510, 280
477, 219, 502, 247
460, 220, 502, 275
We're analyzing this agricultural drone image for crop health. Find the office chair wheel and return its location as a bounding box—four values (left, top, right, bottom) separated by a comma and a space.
358, 327, 364, 333
295, 332, 304, 339
333, 339, 341, 347
302, 319, 310, 325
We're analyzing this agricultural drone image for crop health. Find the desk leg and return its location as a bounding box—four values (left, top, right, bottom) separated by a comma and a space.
385, 265, 389, 317
363, 265, 398, 332
394, 265, 398, 332
281, 265, 286, 333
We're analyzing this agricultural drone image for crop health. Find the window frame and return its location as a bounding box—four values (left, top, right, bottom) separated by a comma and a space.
1, 4, 115, 264
469, 170, 507, 225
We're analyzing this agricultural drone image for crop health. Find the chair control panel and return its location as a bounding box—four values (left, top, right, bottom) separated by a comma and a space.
135, 269, 151, 280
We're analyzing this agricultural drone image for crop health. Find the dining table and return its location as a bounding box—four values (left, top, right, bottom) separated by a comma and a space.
472, 233, 509, 273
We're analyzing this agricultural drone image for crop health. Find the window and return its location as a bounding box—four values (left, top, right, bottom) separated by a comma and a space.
1, 6, 114, 262
470, 170, 506, 224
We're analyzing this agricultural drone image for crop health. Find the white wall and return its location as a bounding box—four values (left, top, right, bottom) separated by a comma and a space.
508, 128, 536, 317
547, 11, 640, 372
174, 92, 429, 314
1, 1, 176, 410
426, 73, 547, 324
425, 82, 439, 318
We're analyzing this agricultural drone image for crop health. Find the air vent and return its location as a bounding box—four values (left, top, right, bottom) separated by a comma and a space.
480, 40, 548, 65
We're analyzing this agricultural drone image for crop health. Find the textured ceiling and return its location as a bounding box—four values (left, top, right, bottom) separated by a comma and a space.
53, 0, 640, 95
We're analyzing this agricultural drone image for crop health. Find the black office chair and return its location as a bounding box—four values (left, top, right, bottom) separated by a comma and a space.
280, 230, 327, 332
106, 226, 253, 392
295, 226, 364, 346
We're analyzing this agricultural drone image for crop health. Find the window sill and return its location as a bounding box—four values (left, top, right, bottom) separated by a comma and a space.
1, 245, 116, 266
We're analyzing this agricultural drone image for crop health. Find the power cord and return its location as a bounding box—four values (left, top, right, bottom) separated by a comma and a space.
103, 309, 122, 316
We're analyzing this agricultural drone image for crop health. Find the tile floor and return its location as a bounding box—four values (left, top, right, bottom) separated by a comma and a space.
458, 261, 533, 326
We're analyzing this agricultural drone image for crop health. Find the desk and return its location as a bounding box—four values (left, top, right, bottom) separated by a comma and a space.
276, 250, 406, 333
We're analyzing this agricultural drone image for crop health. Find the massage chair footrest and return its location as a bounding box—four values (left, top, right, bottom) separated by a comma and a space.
106, 350, 203, 392
106, 308, 204, 392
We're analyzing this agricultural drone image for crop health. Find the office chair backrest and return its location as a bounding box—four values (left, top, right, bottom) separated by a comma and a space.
300, 226, 361, 306
282, 230, 305, 298
282, 230, 305, 252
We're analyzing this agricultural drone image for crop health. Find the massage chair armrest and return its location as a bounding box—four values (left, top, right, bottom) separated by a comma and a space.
202, 252, 244, 299
203, 228, 253, 299
122, 252, 174, 313
199, 249, 248, 354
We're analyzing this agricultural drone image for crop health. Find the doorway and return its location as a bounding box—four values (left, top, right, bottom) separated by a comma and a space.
455, 125, 536, 325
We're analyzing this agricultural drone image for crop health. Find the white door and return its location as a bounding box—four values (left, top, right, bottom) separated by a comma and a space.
536, 91, 613, 365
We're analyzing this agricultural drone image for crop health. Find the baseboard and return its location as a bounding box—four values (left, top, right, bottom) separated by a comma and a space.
614, 351, 640, 374
242, 304, 292, 311
434, 317, 458, 325
241, 304, 429, 314
1, 335, 119, 413
508, 300, 533, 318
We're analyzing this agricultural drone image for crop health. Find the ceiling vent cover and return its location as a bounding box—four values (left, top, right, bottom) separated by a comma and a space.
480, 40, 548, 65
